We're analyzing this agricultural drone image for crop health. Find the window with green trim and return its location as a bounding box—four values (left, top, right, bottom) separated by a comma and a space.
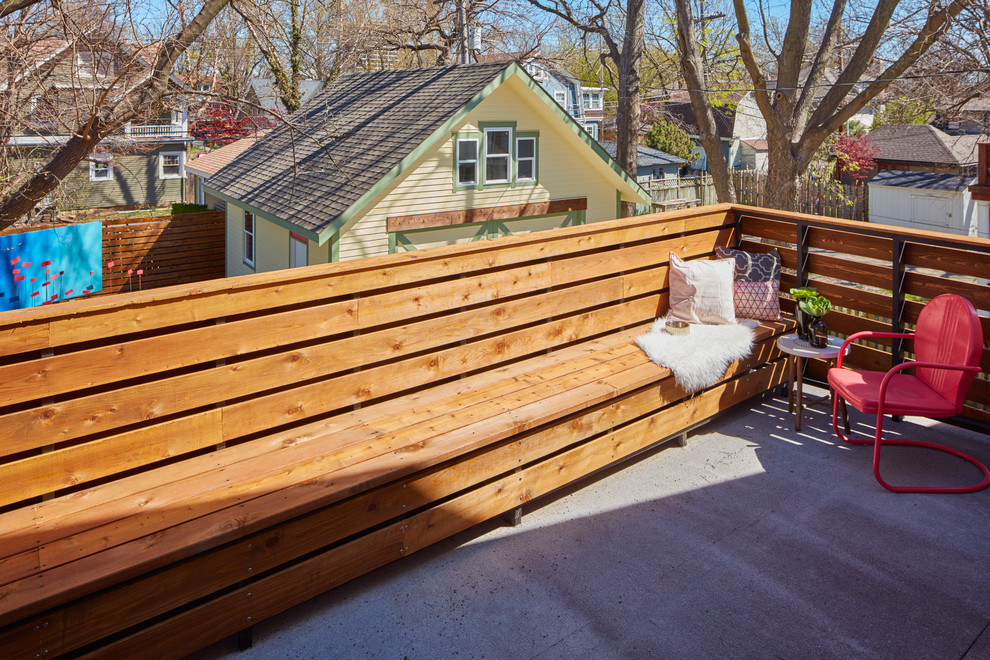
484, 128, 511, 184
456, 138, 478, 186
516, 137, 536, 181
454, 125, 539, 189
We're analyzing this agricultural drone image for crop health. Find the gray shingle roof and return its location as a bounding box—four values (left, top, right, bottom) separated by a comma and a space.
869, 170, 976, 192
868, 124, 984, 166
210, 62, 513, 233
600, 141, 686, 167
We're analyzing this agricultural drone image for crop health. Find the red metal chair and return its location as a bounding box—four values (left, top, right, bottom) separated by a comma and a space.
828, 294, 989, 493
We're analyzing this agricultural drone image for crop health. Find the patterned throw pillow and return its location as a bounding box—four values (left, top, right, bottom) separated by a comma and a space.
714, 246, 781, 321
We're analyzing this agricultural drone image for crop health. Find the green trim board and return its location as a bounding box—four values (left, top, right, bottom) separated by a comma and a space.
204, 185, 321, 244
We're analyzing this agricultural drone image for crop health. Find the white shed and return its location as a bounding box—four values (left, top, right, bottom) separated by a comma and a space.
868, 170, 988, 239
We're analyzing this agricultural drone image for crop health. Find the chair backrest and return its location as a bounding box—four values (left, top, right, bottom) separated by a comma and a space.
915, 294, 984, 411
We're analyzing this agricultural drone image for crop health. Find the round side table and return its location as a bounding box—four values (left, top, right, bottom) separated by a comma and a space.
776, 334, 849, 432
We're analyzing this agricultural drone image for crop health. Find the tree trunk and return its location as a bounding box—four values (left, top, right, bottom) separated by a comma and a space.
673, 0, 735, 204
616, 0, 645, 218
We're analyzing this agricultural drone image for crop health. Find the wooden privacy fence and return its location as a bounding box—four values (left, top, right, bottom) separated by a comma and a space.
101, 211, 225, 294
732, 170, 868, 222
646, 172, 867, 222
737, 207, 990, 424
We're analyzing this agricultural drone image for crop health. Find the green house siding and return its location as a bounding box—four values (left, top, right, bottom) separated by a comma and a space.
76, 146, 186, 209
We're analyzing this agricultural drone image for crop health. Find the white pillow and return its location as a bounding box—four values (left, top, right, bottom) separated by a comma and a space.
668, 252, 737, 325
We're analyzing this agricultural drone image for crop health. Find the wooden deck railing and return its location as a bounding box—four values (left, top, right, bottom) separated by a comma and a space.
735, 206, 990, 425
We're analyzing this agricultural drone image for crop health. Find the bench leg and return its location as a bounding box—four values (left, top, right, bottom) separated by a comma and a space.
503, 506, 523, 527
675, 431, 688, 447
237, 626, 254, 651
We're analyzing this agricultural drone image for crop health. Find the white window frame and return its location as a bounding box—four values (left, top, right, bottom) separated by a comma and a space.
456, 138, 479, 186
483, 127, 512, 185
516, 137, 536, 182
553, 90, 566, 107
158, 151, 185, 179
289, 232, 308, 268
89, 160, 112, 182
582, 91, 602, 111
243, 211, 256, 268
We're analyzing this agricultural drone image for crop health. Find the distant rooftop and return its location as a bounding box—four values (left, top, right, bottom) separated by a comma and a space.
600, 141, 686, 168
868, 124, 984, 166
869, 170, 976, 192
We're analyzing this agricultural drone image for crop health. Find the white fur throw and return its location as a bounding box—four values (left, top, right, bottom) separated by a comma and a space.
636, 318, 756, 392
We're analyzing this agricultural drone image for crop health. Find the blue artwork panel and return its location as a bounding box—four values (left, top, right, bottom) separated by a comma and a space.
0, 222, 103, 312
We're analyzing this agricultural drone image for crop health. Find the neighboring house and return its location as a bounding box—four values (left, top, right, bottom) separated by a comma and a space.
185, 130, 270, 208
2, 38, 193, 213
600, 141, 686, 180
968, 142, 990, 233
866, 125, 987, 238
243, 78, 324, 117
867, 124, 982, 175
481, 53, 604, 139
665, 91, 769, 171
206, 61, 648, 275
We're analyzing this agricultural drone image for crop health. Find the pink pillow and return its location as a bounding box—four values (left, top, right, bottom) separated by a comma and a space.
668, 253, 736, 324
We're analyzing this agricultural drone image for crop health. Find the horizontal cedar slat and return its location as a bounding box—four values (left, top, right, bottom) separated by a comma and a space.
0, 411, 221, 507
1, 208, 734, 347
905, 272, 990, 310
738, 215, 796, 244
386, 197, 588, 232
807, 253, 890, 290
808, 226, 892, 261
904, 242, 989, 280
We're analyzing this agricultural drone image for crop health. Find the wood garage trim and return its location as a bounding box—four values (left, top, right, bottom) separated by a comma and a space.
387, 197, 587, 232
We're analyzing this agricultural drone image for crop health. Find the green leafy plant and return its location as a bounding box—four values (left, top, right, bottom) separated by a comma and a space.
798, 294, 832, 318
789, 286, 818, 300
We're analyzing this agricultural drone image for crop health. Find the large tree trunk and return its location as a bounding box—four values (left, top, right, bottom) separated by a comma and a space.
673, 0, 735, 204
617, 0, 645, 218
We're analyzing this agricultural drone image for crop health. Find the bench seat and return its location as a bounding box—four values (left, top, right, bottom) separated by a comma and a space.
0, 206, 793, 658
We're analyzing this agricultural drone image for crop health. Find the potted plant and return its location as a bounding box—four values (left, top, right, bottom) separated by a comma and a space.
789, 287, 818, 341
799, 294, 832, 347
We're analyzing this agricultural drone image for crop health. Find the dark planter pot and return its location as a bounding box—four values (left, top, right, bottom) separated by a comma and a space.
795, 307, 809, 341
809, 316, 828, 348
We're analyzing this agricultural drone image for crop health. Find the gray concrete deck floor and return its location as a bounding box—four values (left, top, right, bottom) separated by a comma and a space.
190, 386, 990, 659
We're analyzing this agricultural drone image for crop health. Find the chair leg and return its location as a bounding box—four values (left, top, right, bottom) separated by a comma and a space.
871, 411, 990, 494
832, 396, 989, 492
831, 393, 869, 445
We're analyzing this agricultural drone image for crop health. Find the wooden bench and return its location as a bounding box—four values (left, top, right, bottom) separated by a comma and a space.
0, 205, 792, 658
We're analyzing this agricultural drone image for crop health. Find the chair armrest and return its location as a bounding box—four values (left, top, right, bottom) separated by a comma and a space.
877, 361, 982, 410
836, 331, 914, 369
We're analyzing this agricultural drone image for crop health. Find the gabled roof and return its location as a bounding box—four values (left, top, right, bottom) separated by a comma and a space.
868, 124, 984, 166
600, 142, 686, 168
208, 61, 647, 243
186, 130, 271, 178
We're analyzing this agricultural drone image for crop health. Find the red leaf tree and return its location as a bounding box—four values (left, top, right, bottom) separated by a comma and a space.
191, 103, 275, 147
833, 133, 879, 183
